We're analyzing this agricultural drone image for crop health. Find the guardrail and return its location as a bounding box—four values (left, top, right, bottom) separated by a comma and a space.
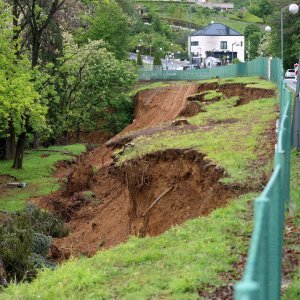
139, 57, 292, 299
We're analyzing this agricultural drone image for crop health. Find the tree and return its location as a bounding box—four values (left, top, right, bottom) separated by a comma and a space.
80, 0, 130, 59
0, 1, 46, 169
266, 0, 300, 68
12, 0, 66, 68
47, 35, 136, 139
10, 0, 66, 148
153, 51, 162, 69
244, 24, 261, 60
137, 51, 143, 66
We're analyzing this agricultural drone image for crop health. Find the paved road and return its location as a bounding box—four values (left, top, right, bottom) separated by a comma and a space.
129, 53, 185, 70
284, 78, 297, 92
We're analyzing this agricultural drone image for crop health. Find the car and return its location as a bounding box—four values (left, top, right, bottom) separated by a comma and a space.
176, 66, 184, 71
285, 69, 295, 79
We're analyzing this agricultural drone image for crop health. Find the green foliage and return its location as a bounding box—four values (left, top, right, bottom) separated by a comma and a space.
0, 0, 46, 137
31, 233, 52, 257
79, 0, 130, 59
250, 0, 274, 21
153, 51, 162, 66
0, 205, 62, 283
25, 204, 68, 238
137, 51, 143, 66
0, 213, 35, 282
3, 193, 255, 299
266, 0, 300, 68
48, 35, 136, 136
233, 58, 241, 64
29, 253, 56, 270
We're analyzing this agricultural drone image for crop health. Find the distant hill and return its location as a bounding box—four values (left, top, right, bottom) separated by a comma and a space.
134, 0, 263, 34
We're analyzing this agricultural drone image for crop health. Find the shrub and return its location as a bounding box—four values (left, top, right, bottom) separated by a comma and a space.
0, 213, 36, 282
25, 204, 69, 238
31, 233, 52, 257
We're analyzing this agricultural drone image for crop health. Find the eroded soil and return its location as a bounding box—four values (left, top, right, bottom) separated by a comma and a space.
31, 81, 276, 259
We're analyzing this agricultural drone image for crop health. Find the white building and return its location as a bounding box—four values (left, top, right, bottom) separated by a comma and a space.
189, 22, 245, 65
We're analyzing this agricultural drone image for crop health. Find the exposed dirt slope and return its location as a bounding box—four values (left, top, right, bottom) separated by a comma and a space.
32, 81, 276, 259
36, 149, 235, 259
119, 84, 199, 135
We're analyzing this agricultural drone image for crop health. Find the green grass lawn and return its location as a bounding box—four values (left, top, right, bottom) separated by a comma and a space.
2, 193, 255, 299
0, 144, 86, 211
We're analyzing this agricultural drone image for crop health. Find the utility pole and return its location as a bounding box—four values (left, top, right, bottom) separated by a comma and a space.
292, 56, 300, 149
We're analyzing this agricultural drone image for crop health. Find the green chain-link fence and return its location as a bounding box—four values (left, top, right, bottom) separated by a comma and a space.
235, 59, 292, 300
139, 58, 292, 300
138, 57, 268, 81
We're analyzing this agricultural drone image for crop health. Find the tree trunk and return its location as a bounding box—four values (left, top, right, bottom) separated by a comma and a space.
33, 132, 39, 149
32, 34, 41, 149
12, 132, 26, 169
5, 121, 16, 160
0, 257, 8, 287
31, 33, 41, 68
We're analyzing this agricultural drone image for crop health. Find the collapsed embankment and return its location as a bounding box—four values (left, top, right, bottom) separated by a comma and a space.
36, 149, 236, 259
32, 81, 276, 259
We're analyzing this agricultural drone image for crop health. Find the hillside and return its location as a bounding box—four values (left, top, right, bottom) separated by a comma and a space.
1, 76, 280, 298
135, 0, 263, 33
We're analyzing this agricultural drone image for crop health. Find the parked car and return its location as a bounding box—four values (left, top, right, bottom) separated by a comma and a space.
176, 66, 184, 71
285, 69, 295, 79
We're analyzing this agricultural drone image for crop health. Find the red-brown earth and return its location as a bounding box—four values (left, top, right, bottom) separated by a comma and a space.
31, 82, 276, 259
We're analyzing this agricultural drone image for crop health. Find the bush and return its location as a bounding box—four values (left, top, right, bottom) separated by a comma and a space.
32, 233, 52, 257
25, 204, 69, 238
153, 51, 162, 66
0, 213, 36, 282
0, 205, 67, 284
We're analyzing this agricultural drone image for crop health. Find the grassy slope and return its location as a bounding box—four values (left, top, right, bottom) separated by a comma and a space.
282, 150, 300, 299
2, 77, 278, 299
117, 77, 277, 187
139, 1, 263, 34
3, 193, 254, 300
0, 144, 86, 211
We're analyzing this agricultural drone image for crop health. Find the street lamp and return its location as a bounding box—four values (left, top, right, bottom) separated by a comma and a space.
281, 3, 299, 68
259, 25, 271, 56
231, 42, 240, 62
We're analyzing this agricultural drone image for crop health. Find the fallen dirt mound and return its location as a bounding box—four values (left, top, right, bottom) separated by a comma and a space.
43, 149, 237, 258
119, 84, 199, 135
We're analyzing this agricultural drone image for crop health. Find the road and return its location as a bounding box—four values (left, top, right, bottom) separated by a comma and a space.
129, 53, 186, 70
285, 78, 297, 92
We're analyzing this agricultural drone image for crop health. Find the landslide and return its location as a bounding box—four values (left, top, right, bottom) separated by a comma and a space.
32, 81, 276, 259
39, 149, 236, 259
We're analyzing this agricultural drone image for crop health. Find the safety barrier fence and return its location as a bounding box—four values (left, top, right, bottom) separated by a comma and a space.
137, 57, 269, 81
139, 57, 292, 300
235, 61, 292, 300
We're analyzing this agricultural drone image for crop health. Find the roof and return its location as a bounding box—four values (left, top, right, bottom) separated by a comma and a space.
191, 23, 242, 36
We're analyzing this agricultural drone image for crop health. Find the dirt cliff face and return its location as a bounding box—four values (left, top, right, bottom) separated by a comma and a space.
30, 81, 276, 259
37, 148, 236, 259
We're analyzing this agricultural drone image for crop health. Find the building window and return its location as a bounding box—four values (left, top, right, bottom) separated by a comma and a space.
240, 41, 243, 47
191, 41, 199, 46
220, 41, 227, 49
